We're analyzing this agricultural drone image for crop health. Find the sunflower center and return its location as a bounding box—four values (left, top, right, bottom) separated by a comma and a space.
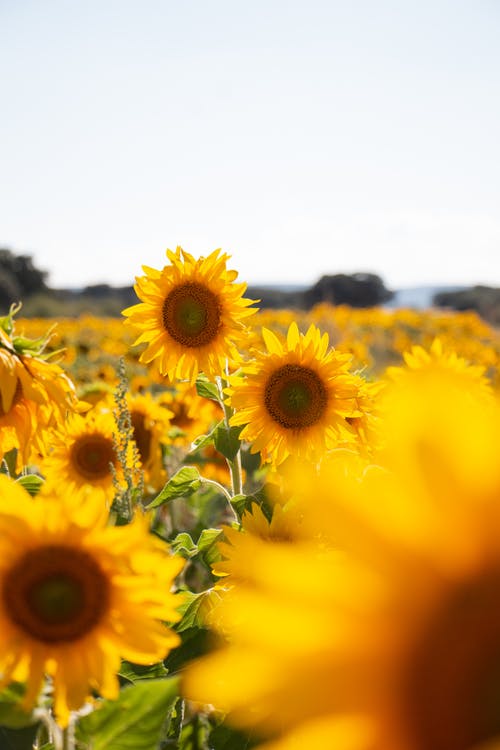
264, 365, 328, 429
162, 282, 221, 348
405, 570, 500, 750
70, 434, 116, 480
131, 410, 151, 463
0, 379, 23, 418
3, 545, 110, 643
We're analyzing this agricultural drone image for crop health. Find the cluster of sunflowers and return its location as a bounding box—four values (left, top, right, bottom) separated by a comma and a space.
1, 248, 500, 750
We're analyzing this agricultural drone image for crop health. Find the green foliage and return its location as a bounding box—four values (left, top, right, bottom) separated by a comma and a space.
0, 684, 35, 729
147, 467, 202, 509
118, 661, 169, 685
213, 424, 242, 462
0, 725, 39, 750
195, 374, 220, 403
75, 678, 179, 750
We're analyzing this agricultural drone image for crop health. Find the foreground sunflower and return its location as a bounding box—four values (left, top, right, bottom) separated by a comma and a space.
123, 247, 257, 383
0, 476, 184, 726
228, 322, 367, 466
185, 370, 500, 750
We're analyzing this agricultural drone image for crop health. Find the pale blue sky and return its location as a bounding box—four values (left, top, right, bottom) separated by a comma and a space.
1, 0, 499, 290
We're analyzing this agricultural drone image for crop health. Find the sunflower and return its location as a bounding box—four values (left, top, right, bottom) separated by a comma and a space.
0, 475, 183, 727
122, 247, 257, 383
184, 371, 500, 749
0, 327, 78, 468
213, 502, 305, 583
40, 409, 122, 503
125, 391, 173, 490
228, 322, 367, 466
386, 337, 494, 399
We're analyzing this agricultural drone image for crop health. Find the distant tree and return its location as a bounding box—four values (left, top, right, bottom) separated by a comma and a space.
0, 249, 48, 308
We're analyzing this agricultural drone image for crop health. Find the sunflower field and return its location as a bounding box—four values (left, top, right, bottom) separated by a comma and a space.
1, 247, 500, 750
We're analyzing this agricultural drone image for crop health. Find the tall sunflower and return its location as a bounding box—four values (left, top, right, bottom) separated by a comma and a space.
0, 475, 184, 727
184, 371, 500, 750
40, 409, 122, 503
228, 322, 367, 466
122, 247, 257, 383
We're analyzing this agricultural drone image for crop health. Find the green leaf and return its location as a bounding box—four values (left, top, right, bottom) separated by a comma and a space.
196, 528, 223, 567
146, 467, 201, 509
176, 590, 214, 632
75, 678, 179, 750
118, 661, 169, 685
171, 532, 198, 559
213, 424, 242, 461
195, 374, 221, 403
0, 683, 36, 729
15, 474, 44, 497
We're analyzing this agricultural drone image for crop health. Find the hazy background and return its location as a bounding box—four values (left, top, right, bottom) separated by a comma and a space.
1, 0, 499, 290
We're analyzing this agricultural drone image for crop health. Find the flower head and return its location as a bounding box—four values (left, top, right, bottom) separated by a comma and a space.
123, 247, 257, 383
228, 322, 367, 466
0, 476, 183, 726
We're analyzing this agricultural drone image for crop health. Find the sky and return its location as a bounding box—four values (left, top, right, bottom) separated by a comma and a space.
1, 0, 499, 291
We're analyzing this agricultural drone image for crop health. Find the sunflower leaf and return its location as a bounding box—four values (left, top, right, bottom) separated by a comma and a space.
195, 374, 221, 403
147, 467, 201, 509
0, 683, 36, 729
213, 424, 243, 461
118, 661, 169, 685
171, 532, 198, 559
75, 678, 179, 750
196, 528, 223, 567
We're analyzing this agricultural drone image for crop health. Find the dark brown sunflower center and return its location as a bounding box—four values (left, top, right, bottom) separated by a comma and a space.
405, 570, 500, 750
264, 364, 328, 429
70, 434, 116, 480
0, 379, 23, 418
162, 282, 221, 348
3, 545, 110, 643
131, 410, 151, 463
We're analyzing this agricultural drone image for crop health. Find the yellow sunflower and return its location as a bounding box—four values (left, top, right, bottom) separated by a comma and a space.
0, 327, 78, 468
122, 247, 257, 383
40, 409, 122, 503
386, 337, 494, 399
0, 475, 184, 727
213, 502, 305, 583
125, 391, 173, 490
184, 371, 500, 750
228, 322, 366, 466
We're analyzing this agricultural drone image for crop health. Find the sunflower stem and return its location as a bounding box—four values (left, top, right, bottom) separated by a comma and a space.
216, 372, 243, 504
62, 723, 75, 750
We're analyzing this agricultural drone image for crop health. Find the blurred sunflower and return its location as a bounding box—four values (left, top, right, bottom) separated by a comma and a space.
185, 372, 500, 750
228, 322, 366, 466
40, 409, 121, 503
126, 391, 173, 490
387, 337, 494, 399
0, 318, 78, 468
0, 475, 183, 727
123, 247, 257, 383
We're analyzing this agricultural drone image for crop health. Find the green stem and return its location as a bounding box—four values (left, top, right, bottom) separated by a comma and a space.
216, 373, 243, 506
